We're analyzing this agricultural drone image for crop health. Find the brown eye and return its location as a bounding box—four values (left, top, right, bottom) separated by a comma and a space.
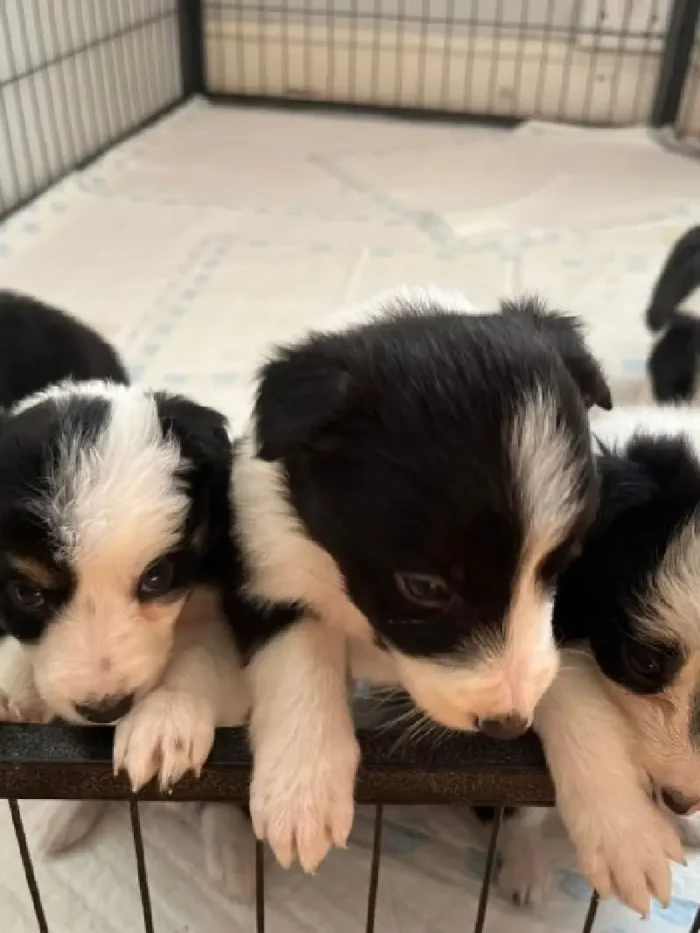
395, 572, 453, 608
138, 556, 176, 600
7, 578, 46, 612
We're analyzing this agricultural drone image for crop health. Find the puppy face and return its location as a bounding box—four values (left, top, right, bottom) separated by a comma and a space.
0, 382, 231, 724
251, 292, 609, 735
555, 427, 700, 811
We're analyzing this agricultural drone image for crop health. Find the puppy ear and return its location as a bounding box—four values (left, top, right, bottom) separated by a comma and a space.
647, 225, 700, 332
154, 393, 232, 471
254, 340, 353, 461
501, 296, 613, 411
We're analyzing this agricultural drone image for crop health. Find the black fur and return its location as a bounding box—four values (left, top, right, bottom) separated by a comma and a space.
0, 291, 128, 403
645, 229, 700, 403
246, 296, 608, 662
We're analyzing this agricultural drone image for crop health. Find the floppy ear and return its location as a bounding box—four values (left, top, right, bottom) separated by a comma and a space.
254, 339, 353, 462
153, 393, 232, 473
501, 297, 613, 411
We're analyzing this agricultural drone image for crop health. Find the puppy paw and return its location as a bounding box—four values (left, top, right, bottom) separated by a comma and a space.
0, 690, 50, 724
202, 804, 255, 902
30, 800, 108, 857
250, 734, 360, 873
113, 688, 215, 792
566, 793, 684, 917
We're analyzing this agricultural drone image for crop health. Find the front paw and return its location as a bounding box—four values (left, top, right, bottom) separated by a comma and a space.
113, 688, 215, 792
0, 690, 51, 724
566, 794, 685, 917
250, 735, 360, 873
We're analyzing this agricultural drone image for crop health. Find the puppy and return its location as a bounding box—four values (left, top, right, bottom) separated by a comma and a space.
0, 379, 254, 898
646, 226, 700, 402
230, 287, 611, 873
0, 290, 128, 402
498, 405, 700, 916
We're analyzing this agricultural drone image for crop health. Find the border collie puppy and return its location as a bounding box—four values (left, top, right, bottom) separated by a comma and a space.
0, 290, 128, 401
231, 288, 611, 873
646, 226, 700, 402
0, 379, 253, 897
497, 406, 700, 917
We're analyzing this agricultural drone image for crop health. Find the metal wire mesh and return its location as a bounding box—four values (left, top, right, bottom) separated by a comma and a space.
201, 0, 675, 127
0, 0, 186, 219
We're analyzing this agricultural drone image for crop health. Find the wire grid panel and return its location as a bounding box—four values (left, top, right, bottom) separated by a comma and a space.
677, 24, 700, 135
0, 0, 184, 219
202, 0, 669, 125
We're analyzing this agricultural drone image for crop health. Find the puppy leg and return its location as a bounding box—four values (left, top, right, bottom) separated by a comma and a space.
248, 618, 360, 873
498, 807, 552, 907
30, 800, 109, 857
201, 803, 255, 901
534, 649, 684, 918
114, 587, 249, 791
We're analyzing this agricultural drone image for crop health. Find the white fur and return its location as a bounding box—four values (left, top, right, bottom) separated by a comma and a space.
498, 807, 551, 906
533, 649, 685, 917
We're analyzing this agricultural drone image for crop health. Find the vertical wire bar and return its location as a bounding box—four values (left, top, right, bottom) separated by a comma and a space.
129, 800, 155, 933
512, 0, 529, 118
534, 0, 556, 114
581, 890, 600, 933
9, 799, 49, 933
371, 0, 381, 102
61, 2, 91, 163
257, 0, 268, 94
326, 0, 335, 99
473, 806, 503, 933
233, 0, 245, 92
15, 0, 52, 183
605, 0, 632, 123
349, 0, 358, 101
394, 0, 405, 105
0, 4, 40, 195
280, 0, 290, 93
689, 904, 700, 933
487, 0, 503, 114
0, 76, 23, 209
633, 0, 661, 123
365, 804, 384, 933
581, 2, 604, 123
440, 0, 456, 111
32, 0, 69, 173
558, 0, 580, 121
303, 0, 312, 92
113, 2, 137, 132
139, 21, 157, 115
151, 8, 167, 107
463, 0, 478, 112
416, 0, 430, 108
84, 0, 116, 143
255, 839, 266, 933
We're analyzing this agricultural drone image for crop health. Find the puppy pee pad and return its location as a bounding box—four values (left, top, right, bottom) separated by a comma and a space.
1, 97, 700, 931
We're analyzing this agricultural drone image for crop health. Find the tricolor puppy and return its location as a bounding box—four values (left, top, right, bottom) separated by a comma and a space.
231, 288, 611, 872
0, 378, 253, 897
497, 406, 700, 917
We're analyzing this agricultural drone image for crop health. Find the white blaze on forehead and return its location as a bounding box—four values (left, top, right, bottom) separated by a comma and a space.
641, 516, 700, 648
42, 390, 190, 569
511, 389, 584, 551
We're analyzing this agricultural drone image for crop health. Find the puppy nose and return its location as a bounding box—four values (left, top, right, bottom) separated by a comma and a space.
74, 694, 134, 724
661, 787, 698, 816
477, 714, 530, 741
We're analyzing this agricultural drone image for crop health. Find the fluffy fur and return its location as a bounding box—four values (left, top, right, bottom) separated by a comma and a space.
498, 406, 700, 916
230, 287, 611, 872
0, 370, 254, 898
646, 227, 700, 402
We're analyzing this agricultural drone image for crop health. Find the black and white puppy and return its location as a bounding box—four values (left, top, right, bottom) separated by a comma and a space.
646, 226, 700, 402
497, 406, 700, 917
231, 287, 611, 873
0, 378, 253, 896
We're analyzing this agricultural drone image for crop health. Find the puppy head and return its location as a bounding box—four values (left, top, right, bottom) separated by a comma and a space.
0, 382, 231, 724
253, 291, 607, 735
562, 433, 700, 811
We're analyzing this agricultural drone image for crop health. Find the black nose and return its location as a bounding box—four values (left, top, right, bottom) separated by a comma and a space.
478, 714, 530, 741
74, 694, 134, 724
661, 787, 697, 816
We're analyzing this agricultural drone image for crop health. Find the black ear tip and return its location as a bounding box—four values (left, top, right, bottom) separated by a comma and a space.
598, 387, 613, 411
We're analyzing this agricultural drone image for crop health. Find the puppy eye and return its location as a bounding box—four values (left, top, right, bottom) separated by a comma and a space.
621, 641, 676, 692
395, 572, 453, 608
7, 578, 46, 613
138, 556, 176, 600
539, 540, 581, 586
